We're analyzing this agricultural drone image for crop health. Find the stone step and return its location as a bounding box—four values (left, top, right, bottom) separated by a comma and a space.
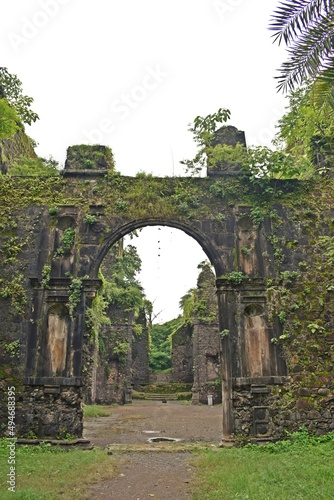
145, 393, 178, 401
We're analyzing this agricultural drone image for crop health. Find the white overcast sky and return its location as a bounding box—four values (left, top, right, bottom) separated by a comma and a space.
2, 0, 287, 322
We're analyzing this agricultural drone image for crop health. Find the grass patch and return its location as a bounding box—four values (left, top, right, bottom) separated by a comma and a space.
191, 429, 334, 499
83, 405, 111, 418
0, 439, 117, 499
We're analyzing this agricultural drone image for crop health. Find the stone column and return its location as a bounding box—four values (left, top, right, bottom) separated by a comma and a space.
216, 279, 235, 445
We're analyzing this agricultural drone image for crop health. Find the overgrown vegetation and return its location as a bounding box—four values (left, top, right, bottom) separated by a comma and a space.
83, 405, 111, 418
1, 429, 333, 499
191, 429, 334, 499
85, 241, 151, 370
0, 439, 117, 499
149, 261, 217, 371
149, 317, 182, 371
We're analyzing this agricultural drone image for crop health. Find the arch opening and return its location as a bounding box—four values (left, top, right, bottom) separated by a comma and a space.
84, 224, 223, 408
90, 218, 225, 279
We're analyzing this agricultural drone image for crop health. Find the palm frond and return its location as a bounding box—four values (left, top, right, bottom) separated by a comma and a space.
276, 17, 333, 91
269, 0, 331, 45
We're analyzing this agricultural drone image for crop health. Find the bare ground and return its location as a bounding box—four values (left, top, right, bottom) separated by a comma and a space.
83, 401, 222, 499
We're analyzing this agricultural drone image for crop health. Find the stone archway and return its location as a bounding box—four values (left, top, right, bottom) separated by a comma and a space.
1, 145, 307, 442
84, 222, 224, 412
89, 218, 225, 279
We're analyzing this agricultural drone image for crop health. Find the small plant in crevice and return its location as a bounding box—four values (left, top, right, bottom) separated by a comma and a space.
66, 273, 89, 318
84, 214, 97, 225
224, 271, 246, 285
48, 206, 58, 217
307, 323, 326, 335
115, 199, 128, 213
55, 227, 75, 257
241, 245, 252, 256
250, 206, 267, 227
113, 340, 130, 363
211, 213, 226, 223
41, 264, 51, 289
3, 340, 20, 358
279, 270, 299, 286
219, 329, 230, 339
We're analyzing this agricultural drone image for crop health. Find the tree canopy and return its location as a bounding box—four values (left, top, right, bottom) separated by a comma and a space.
0, 68, 39, 126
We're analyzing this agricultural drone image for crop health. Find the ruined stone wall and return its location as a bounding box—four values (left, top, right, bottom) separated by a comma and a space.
232, 380, 334, 442
171, 324, 193, 383
93, 306, 133, 405
1, 145, 334, 440
132, 311, 150, 387
192, 265, 221, 404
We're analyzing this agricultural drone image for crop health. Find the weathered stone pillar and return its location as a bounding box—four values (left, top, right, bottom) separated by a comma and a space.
23, 277, 101, 438
217, 277, 289, 443
216, 279, 235, 445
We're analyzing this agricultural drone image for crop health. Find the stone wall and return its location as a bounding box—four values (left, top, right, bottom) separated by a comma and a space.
1, 144, 334, 441
171, 324, 193, 383
192, 265, 221, 404
93, 306, 133, 405
132, 311, 150, 387
232, 379, 334, 442
17, 385, 82, 439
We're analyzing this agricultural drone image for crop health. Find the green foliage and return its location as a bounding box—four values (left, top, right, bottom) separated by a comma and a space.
48, 206, 58, 216
133, 323, 143, 338
86, 243, 150, 363
83, 405, 110, 418
113, 340, 130, 361
193, 108, 231, 135
0, 98, 20, 140
41, 265, 51, 289
149, 317, 182, 371
66, 273, 88, 318
224, 271, 246, 285
244, 145, 303, 179
115, 198, 129, 213
102, 244, 146, 313
219, 329, 229, 338
9, 156, 60, 177
85, 281, 111, 344
0, 236, 25, 264
0, 67, 39, 125
279, 270, 299, 286
179, 289, 196, 325
307, 322, 326, 334
0, 438, 117, 499
3, 340, 20, 358
207, 142, 248, 169
55, 227, 75, 257
84, 214, 97, 224
241, 245, 251, 256
275, 83, 334, 175
0, 274, 26, 313
318, 235, 334, 264
180, 108, 231, 174
192, 429, 334, 499
62, 228, 75, 250
66, 144, 115, 171
249, 206, 266, 227
182, 107, 310, 180
269, 1, 334, 108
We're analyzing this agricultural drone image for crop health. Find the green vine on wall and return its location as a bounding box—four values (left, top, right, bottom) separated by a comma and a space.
41, 265, 51, 289
55, 228, 75, 257
66, 273, 88, 318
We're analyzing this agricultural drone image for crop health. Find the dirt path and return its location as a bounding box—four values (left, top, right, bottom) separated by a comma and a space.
84, 401, 222, 499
